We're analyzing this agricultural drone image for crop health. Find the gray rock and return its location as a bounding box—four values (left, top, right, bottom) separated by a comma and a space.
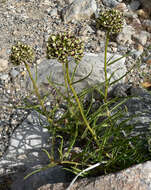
113, 85, 151, 137
25, 52, 126, 96
102, 0, 119, 8
143, 19, 151, 33
62, 0, 97, 23
36, 161, 151, 190
140, 0, 151, 15
132, 30, 148, 46
0, 73, 9, 81
116, 24, 135, 45
11, 165, 71, 190
128, 0, 141, 11
0, 111, 51, 177
10, 69, 19, 79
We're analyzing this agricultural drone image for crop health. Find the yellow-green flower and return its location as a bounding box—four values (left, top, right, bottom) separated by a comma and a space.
46, 32, 84, 63
10, 42, 35, 65
96, 8, 124, 35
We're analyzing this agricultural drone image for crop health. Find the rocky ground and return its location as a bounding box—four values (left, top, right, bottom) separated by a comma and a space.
0, 0, 151, 189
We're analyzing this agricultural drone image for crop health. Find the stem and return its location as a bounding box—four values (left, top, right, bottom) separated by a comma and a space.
104, 33, 109, 102
65, 62, 99, 147
24, 61, 53, 124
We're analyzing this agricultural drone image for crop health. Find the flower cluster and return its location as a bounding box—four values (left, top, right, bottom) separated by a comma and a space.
46, 32, 84, 63
10, 42, 34, 65
96, 8, 124, 35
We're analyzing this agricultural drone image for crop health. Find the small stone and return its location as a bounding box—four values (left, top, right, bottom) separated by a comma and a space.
116, 25, 135, 45
143, 19, 151, 33
140, 0, 151, 15
10, 69, 19, 79
49, 9, 58, 17
128, 0, 141, 11
62, 0, 97, 23
102, 0, 119, 8
0, 59, 8, 72
115, 3, 128, 12
132, 31, 148, 46
136, 43, 144, 52
137, 9, 149, 19
0, 74, 9, 81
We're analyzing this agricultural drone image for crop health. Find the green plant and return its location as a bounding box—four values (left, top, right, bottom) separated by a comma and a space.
10, 31, 150, 188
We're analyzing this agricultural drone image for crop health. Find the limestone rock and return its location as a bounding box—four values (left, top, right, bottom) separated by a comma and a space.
25, 52, 126, 95
62, 0, 97, 23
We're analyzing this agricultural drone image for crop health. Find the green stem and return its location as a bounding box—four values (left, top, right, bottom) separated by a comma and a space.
104, 34, 109, 102
65, 62, 99, 147
24, 61, 53, 124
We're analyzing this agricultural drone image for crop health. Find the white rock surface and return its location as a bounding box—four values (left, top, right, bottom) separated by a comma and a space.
62, 0, 97, 23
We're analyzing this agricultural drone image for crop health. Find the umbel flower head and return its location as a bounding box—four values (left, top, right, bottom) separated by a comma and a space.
46, 32, 84, 64
10, 42, 35, 65
96, 8, 124, 35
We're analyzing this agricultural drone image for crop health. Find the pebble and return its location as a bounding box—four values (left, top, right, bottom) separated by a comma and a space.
0, 59, 8, 72
143, 20, 151, 33
102, 0, 119, 7
0, 74, 9, 81
115, 3, 128, 12
128, 0, 141, 11
10, 69, 19, 79
137, 9, 149, 19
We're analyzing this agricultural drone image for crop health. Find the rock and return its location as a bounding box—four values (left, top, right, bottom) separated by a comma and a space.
25, 52, 126, 95
0, 73, 9, 82
140, 0, 151, 15
64, 0, 74, 4
31, 161, 151, 190
11, 165, 71, 190
132, 30, 148, 46
128, 0, 141, 11
114, 3, 128, 12
0, 111, 51, 178
102, 0, 119, 8
47, 8, 58, 17
116, 24, 135, 45
113, 85, 151, 137
137, 9, 149, 19
62, 0, 97, 23
142, 19, 151, 33
10, 69, 19, 79
0, 59, 8, 72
